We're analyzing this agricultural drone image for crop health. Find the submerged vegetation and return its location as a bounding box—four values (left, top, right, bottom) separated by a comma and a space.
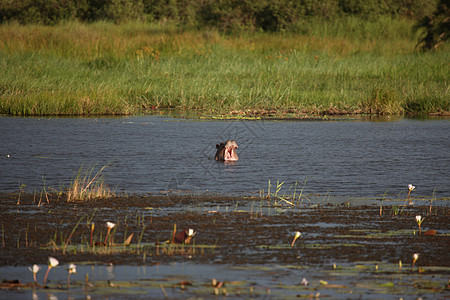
0, 1, 448, 117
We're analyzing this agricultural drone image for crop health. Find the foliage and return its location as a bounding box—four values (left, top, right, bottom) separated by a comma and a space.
103, 0, 145, 24
0, 0, 441, 32
414, 0, 450, 51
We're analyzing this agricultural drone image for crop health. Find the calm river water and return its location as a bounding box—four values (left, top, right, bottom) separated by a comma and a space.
1, 116, 449, 199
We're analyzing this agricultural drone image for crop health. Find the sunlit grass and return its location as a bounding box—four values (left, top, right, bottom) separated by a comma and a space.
67, 164, 114, 202
0, 20, 448, 116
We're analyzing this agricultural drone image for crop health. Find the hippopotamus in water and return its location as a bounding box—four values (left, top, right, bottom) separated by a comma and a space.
215, 140, 239, 161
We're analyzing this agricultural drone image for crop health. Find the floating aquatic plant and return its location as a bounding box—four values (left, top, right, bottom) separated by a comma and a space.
411, 253, 419, 271
105, 222, 116, 246
415, 215, 425, 235
402, 184, 416, 206
67, 263, 76, 288
407, 184, 415, 202
407, 184, 415, 195
28, 264, 40, 285
43, 257, 59, 287
301, 278, 309, 286
291, 231, 301, 247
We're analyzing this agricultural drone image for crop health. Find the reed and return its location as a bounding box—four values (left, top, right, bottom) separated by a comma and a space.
63, 216, 85, 254
261, 179, 305, 207
16, 183, 26, 205
67, 164, 114, 202
0, 20, 448, 116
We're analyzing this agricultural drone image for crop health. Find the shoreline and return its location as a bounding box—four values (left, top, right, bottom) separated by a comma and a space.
2, 108, 450, 120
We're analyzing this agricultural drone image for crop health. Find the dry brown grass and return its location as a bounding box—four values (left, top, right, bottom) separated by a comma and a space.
67, 164, 114, 202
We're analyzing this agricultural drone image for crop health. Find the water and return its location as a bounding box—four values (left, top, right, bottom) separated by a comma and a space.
1, 262, 447, 299
1, 116, 449, 199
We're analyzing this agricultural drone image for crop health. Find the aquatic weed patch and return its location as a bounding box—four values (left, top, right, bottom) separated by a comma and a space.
0, 193, 448, 298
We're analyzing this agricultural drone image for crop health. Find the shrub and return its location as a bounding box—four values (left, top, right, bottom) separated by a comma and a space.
414, 0, 449, 51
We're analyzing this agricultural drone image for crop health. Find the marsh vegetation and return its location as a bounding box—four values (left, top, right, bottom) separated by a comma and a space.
1, 192, 449, 298
0, 3, 448, 117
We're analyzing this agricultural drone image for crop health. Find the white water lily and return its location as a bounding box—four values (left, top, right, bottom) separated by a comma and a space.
48, 294, 57, 300
106, 222, 116, 229
415, 215, 425, 225
411, 253, 420, 271
29, 264, 40, 274
291, 231, 302, 247
44, 257, 59, 287
67, 263, 77, 288
405, 184, 416, 205
415, 215, 425, 234
68, 263, 77, 274
28, 264, 40, 284
301, 278, 309, 286
104, 222, 116, 246
48, 257, 59, 268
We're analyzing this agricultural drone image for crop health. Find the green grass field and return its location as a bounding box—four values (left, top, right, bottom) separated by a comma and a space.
0, 19, 448, 117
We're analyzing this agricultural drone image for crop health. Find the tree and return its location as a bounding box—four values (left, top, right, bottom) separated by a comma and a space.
414, 0, 449, 51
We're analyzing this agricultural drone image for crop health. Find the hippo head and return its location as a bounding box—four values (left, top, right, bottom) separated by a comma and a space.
215, 140, 239, 161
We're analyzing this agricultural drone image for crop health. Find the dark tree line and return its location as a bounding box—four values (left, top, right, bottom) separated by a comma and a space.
414, 0, 449, 50
0, 0, 447, 50
0, 0, 438, 26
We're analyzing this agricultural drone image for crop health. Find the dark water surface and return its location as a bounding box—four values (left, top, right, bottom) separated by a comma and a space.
1, 116, 449, 199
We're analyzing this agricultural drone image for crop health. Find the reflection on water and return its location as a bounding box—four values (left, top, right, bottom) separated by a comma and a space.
1, 116, 449, 199
0, 261, 448, 299
0, 263, 248, 299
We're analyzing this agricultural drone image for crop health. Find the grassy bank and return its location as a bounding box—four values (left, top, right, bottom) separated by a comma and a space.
0, 19, 448, 116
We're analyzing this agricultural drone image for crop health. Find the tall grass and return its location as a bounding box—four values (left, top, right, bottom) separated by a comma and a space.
67, 164, 114, 202
0, 19, 448, 116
